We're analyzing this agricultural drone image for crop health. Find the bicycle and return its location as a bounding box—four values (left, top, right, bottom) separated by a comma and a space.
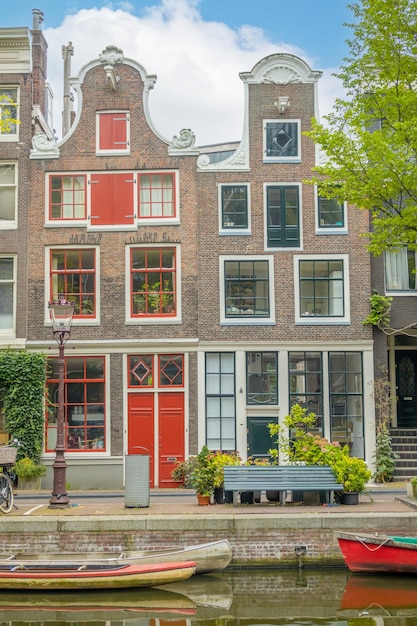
0, 445, 18, 514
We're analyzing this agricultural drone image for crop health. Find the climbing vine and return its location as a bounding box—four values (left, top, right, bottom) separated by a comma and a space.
362, 291, 393, 329
0, 350, 47, 464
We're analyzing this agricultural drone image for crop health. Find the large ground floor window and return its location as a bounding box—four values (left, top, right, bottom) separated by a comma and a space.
46, 356, 105, 452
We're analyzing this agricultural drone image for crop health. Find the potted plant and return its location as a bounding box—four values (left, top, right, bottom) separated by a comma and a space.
332, 456, 372, 504
190, 445, 215, 504
14, 457, 46, 490
208, 451, 241, 503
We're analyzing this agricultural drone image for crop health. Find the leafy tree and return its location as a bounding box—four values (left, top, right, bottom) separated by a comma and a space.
306, 0, 417, 256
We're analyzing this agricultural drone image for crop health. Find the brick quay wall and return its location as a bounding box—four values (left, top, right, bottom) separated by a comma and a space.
0, 512, 416, 567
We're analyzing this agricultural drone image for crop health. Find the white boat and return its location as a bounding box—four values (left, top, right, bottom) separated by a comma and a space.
2, 539, 232, 575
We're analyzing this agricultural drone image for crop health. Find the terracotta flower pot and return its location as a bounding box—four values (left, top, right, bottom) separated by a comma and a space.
197, 494, 210, 505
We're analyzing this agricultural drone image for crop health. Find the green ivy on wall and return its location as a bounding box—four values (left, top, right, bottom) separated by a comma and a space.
0, 350, 47, 464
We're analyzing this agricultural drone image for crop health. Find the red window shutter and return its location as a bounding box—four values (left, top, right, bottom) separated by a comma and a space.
90, 173, 135, 226
98, 112, 128, 151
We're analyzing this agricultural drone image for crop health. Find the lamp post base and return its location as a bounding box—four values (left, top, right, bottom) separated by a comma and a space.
49, 454, 70, 508
49, 495, 70, 508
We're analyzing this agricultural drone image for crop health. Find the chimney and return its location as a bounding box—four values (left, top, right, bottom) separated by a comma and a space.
31, 9, 48, 116
62, 42, 74, 137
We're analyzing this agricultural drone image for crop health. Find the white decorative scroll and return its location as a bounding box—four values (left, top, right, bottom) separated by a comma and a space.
99, 45, 124, 66
170, 129, 196, 150
30, 133, 59, 159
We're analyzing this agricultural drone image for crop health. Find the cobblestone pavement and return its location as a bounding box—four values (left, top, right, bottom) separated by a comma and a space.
8, 483, 417, 516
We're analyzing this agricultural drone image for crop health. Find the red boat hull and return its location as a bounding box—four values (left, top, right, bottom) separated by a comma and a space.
337, 535, 417, 574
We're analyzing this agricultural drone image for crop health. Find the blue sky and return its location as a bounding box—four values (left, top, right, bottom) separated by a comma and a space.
10, 0, 352, 143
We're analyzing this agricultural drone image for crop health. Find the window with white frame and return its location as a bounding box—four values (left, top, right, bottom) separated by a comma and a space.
385, 248, 417, 292
220, 184, 249, 231
266, 185, 300, 248
317, 194, 345, 230
138, 172, 176, 218
130, 246, 177, 318
49, 248, 97, 319
295, 255, 350, 323
49, 175, 86, 220
0, 162, 17, 226
223, 257, 272, 321
264, 120, 300, 162
96, 111, 130, 154
289, 351, 323, 433
0, 256, 15, 335
0, 88, 18, 139
205, 352, 236, 451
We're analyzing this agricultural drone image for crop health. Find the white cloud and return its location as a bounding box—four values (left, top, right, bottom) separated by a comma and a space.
45, 0, 344, 144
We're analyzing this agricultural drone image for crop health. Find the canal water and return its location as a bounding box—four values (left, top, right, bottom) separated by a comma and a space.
0, 567, 416, 624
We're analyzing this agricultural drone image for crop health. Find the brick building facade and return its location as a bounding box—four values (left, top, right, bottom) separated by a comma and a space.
2, 14, 379, 489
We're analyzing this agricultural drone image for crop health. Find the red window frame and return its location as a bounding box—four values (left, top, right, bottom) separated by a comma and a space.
50, 248, 96, 318
130, 247, 176, 317
49, 175, 87, 221
138, 172, 176, 219
45, 356, 105, 452
97, 111, 129, 153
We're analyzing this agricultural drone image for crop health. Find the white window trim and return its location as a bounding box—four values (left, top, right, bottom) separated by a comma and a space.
45, 170, 180, 228
0, 86, 19, 142
218, 182, 251, 235
315, 186, 348, 234
0, 161, 17, 229
384, 249, 417, 295
294, 253, 351, 325
137, 170, 180, 226
263, 118, 301, 163
0, 255, 16, 338
263, 181, 303, 251
44, 245, 101, 327
95, 110, 130, 156
125, 243, 182, 325
220, 254, 275, 326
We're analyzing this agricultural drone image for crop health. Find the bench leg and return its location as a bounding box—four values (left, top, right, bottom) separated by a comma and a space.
280, 490, 287, 506
233, 491, 238, 507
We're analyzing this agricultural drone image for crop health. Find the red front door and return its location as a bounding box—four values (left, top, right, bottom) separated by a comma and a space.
127, 393, 154, 487
158, 392, 184, 487
127, 391, 184, 487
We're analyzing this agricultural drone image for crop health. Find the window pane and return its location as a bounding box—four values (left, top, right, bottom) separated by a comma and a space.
299, 259, 344, 317
221, 185, 248, 229
247, 352, 278, 405
265, 122, 298, 158
318, 196, 344, 227
225, 259, 270, 318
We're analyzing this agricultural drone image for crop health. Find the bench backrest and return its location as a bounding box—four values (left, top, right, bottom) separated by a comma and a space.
223, 465, 343, 490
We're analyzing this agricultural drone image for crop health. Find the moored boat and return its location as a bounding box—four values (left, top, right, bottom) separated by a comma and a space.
0, 560, 196, 590
335, 530, 417, 574
1, 539, 231, 575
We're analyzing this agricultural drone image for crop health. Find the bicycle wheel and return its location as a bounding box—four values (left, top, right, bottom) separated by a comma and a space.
0, 473, 13, 514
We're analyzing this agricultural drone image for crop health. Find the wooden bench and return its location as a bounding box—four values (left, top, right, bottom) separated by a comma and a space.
223, 465, 343, 507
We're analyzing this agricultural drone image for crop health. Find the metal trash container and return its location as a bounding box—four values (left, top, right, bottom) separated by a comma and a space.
124, 447, 150, 508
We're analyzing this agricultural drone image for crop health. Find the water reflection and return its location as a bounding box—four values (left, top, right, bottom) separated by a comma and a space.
0, 568, 416, 624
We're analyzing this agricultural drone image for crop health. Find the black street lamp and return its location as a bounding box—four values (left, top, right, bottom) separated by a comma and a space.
48, 297, 74, 508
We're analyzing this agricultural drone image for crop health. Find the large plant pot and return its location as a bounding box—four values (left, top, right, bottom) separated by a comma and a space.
18, 477, 41, 490
197, 494, 210, 506
214, 487, 224, 504
406, 482, 417, 499
341, 491, 359, 505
